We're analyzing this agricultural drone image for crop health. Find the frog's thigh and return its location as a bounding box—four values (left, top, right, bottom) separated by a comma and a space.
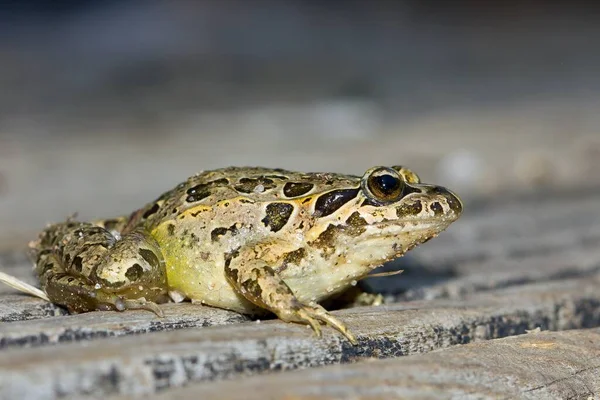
36, 223, 168, 315
224, 252, 357, 344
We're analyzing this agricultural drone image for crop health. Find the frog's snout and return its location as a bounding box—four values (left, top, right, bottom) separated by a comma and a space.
442, 186, 463, 217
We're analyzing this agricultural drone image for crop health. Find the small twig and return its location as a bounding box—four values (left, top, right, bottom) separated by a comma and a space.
366, 269, 404, 279
0, 271, 50, 302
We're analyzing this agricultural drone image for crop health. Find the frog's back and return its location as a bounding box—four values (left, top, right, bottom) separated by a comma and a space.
134, 166, 360, 229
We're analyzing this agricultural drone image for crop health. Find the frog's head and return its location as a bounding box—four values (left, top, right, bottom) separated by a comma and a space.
304, 165, 462, 270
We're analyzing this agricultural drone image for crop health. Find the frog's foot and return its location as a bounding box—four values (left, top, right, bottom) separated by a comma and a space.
283, 302, 357, 345
41, 271, 164, 317
44, 272, 166, 317
83, 289, 165, 317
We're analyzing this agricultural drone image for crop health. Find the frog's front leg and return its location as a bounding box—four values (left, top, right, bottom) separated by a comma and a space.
224, 249, 357, 344
31, 221, 169, 315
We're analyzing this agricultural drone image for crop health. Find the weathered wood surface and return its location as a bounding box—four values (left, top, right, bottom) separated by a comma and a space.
151, 328, 600, 400
0, 279, 600, 398
0, 187, 599, 399
1, 276, 599, 398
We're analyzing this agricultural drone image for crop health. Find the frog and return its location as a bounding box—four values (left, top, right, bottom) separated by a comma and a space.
29, 166, 462, 344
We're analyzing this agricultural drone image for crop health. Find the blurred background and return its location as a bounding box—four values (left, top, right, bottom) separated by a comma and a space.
1, 0, 599, 247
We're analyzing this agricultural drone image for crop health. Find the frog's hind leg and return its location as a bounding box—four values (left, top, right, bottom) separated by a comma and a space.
31, 221, 169, 316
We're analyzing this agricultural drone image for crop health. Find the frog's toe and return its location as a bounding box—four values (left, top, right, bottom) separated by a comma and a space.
123, 298, 164, 317
293, 303, 357, 345
315, 309, 357, 345
92, 290, 164, 317
296, 307, 323, 338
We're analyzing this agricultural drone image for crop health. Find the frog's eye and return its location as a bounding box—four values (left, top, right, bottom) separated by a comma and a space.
392, 165, 420, 184
362, 167, 405, 203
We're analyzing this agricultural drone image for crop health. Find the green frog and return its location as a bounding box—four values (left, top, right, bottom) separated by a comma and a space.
30, 166, 462, 344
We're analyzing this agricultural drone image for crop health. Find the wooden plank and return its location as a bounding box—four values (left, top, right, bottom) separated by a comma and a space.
0, 295, 67, 323
152, 328, 600, 400
0, 302, 248, 350
0, 275, 598, 398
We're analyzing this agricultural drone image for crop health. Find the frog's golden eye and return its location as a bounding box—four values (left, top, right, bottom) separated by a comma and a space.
362, 167, 405, 203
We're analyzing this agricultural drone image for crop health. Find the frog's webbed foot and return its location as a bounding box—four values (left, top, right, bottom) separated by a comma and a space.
224, 255, 358, 345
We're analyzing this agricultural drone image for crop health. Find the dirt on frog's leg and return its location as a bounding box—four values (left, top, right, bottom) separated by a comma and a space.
224, 248, 358, 345
30, 221, 169, 315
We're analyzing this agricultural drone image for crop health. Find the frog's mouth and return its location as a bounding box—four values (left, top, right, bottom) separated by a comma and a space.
368, 221, 452, 238
342, 223, 444, 265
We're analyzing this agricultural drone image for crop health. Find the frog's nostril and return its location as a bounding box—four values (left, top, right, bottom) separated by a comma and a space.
431, 186, 463, 216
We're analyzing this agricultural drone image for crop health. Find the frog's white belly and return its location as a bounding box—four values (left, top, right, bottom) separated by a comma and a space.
165, 258, 257, 313
280, 248, 372, 304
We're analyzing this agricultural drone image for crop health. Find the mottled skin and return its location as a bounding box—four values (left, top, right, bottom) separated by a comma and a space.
30, 166, 462, 344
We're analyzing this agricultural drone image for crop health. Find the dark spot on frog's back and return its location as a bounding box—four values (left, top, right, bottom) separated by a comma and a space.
211, 224, 239, 242
139, 248, 160, 269
187, 178, 229, 193
211, 227, 229, 242
235, 177, 277, 193
283, 182, 314, 197
262, 202, 294, 232
264, 174, 289, 180
142, 203, 160, 219
314, 188, 359, 217
125, 263, 144, 281
185, 189, 210, 203
72, 256, 83, 272
185, 178, 229, 203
